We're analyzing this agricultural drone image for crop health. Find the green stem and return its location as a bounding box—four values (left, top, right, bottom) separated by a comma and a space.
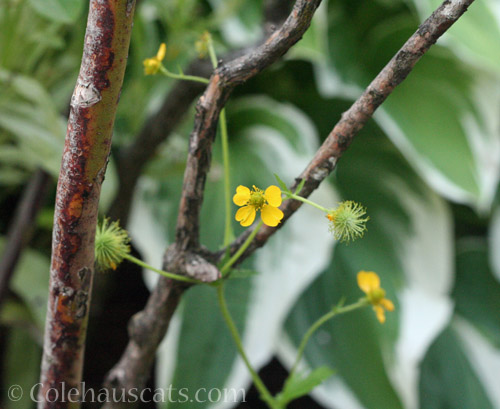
220, 221, 263, 275
217, 283, 277, 408
159, 66, 209, 84
289, 298, 369, 377
287, 192, 329, 213
206, 33, 218, 69
220, 108, 233, 247
123, 254, 202, 285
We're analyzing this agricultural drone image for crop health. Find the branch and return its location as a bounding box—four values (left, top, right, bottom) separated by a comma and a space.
219, 0, 476, 263
0, 168, 51, 305
102, 0, 321, 404
175, 0, 322, 250
38, 1, 136, 407
109, 59, 213, 225
110, 0, 295, 226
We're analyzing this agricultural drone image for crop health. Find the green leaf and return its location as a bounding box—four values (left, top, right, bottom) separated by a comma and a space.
3, 327, 42, 409
274, 173, 290, 194
28, 0, 84, 23
453, 240, 500, 347
277, 367, 334, 406
412, 0, 500, 75
227, 268, 259, 279
294, 179, 306, 195
419, 324, 494, 409
318, 0, 500, 209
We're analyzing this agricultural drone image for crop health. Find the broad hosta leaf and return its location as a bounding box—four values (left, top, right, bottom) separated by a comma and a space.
411, 0, 500, 75
281, 130, 453, 409
28, 0, 84, 24
453, 240, 500, 348
314, 0, 500, 210
419, 324, 494, 409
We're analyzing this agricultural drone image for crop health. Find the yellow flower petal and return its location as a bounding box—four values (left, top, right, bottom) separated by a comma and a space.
233, 185, 251, 206
264, 185, 282, 207
235, 205, 256, 227
261, 204, 284, 227
357, 271, 380, 294
143, 58, 161, 75
381, 298, 395, 311
374, 305, 386, 323
156, 43, 167, 61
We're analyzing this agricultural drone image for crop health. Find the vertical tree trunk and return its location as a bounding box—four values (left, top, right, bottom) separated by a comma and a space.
38, 1, 135, 407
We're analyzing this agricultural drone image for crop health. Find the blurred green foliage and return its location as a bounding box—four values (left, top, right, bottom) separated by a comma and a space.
1, 0, 499, 408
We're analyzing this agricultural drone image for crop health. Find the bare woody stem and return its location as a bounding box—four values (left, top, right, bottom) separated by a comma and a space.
0, 168, 51, 306
38, 1, 136, 408
220, 0, 476, 264
175, 0, 322, 251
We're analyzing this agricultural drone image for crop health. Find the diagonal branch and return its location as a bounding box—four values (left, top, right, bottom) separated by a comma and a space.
38, 1, 136, 407
219, 0, 476, 263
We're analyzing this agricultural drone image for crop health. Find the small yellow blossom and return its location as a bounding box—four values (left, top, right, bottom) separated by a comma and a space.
95, 219, 130, 271
357, 271, 395, 324
327, 201, 369, 242
233, 185, 284, 227
143, 43, 166, 75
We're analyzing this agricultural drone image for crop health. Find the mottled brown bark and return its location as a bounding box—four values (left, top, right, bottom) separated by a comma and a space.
38, 1, 136, 408
221, 0, 476, 262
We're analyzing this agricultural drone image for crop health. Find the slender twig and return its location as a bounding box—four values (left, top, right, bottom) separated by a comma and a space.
219, 0, 476, 264
0, 168, 51, 305
38, 1, 136, 407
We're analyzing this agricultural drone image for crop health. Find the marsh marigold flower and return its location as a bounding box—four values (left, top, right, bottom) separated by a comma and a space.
143, 43, 166, 75
357, 271, 395, 323
95, 219, 131, 271
327, 201, 369, 242
233, 185, 284, 227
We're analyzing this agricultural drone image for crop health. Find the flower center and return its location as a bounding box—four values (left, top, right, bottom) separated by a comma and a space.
248, 186, 265, 209
368, 288, 386, 305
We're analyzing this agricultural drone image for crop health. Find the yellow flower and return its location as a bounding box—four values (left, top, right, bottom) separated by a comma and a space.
143, 43, 166, 75
357, 271, 395, 324
233, 185, 284, 227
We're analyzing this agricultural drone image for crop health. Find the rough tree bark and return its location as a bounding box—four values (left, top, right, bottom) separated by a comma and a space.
38, 1, 136, 408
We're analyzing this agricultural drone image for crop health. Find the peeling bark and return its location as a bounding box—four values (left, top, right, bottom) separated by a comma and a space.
38, 1, 136, 408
